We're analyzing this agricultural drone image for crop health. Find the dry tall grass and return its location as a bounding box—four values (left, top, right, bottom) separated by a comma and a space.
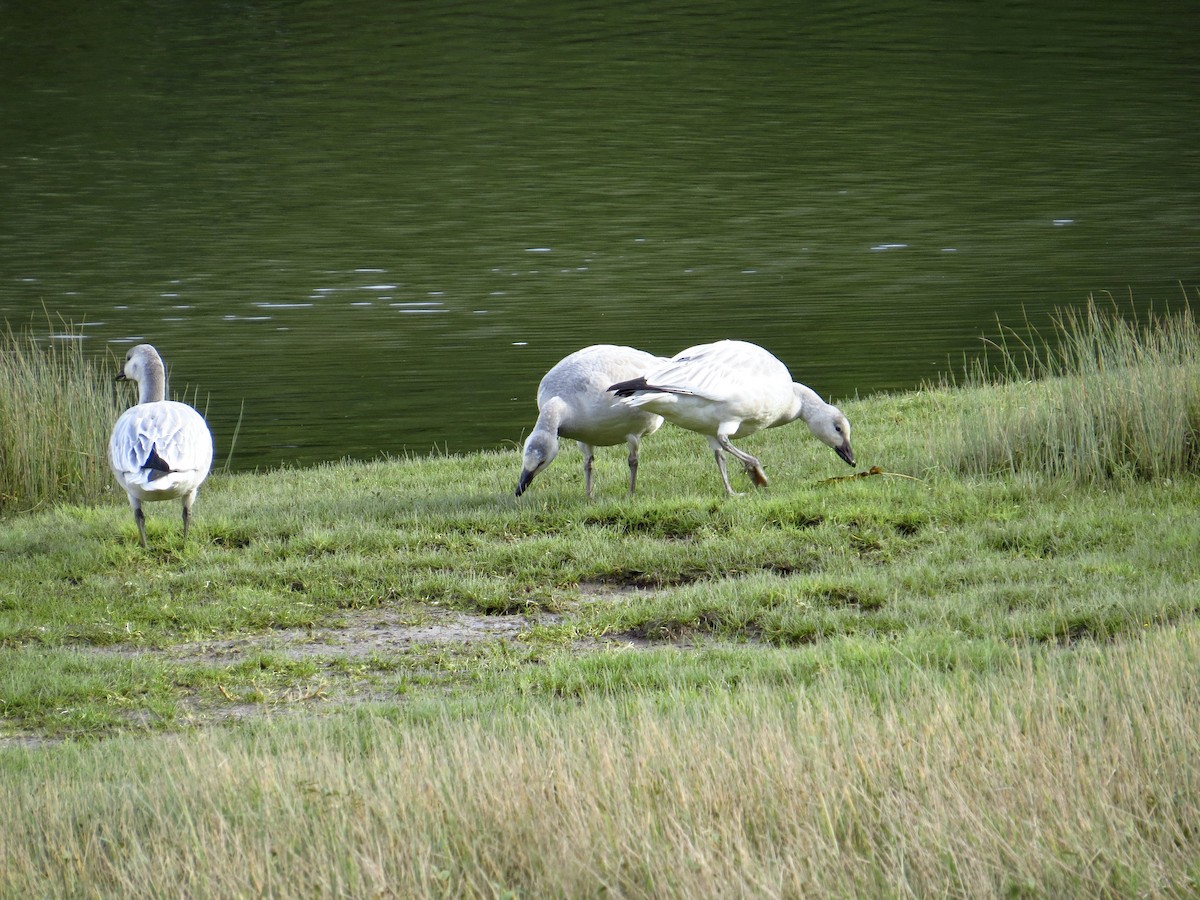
948, 293, 1200, 481
4, 627, 1198, 897
0, 323, 120, 513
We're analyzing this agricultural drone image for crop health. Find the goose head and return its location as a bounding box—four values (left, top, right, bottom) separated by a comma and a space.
807, 404, 855, 467
116, 344, 168, 404
515, 430, 559, 496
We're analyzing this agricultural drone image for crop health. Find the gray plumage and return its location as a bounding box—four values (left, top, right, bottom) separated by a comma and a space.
516, 345, 665, 498
109, 344, 214, 547
610, 340, 854, 495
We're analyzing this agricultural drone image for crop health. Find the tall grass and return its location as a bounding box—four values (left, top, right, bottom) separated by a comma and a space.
0, 321, 121, 514
947, 293, 1200, 481
3, 626, 1198, 897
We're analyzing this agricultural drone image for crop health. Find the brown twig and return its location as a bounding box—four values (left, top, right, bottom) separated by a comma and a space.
818, 466, 922, 484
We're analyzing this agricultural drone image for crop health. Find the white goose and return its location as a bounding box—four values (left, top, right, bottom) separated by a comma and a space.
108, 344, 214, 547
516, 345, 666, 498
609, 339, 855, 495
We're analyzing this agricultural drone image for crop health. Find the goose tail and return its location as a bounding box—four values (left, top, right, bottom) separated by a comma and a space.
608, 375, 650, 398
142, 443, 177, 481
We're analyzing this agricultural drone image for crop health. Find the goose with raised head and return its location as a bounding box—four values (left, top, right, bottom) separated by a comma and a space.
609, 339, 854, 495
516, 345, 666, 498
108, 344, 214, 547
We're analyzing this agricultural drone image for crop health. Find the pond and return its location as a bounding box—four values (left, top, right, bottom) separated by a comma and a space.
2, 0, 1198, 470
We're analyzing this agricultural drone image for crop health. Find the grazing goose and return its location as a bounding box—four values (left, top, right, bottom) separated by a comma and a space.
609, 339, 854, 495
516, 345, 666, 498
108, 344, 214, 547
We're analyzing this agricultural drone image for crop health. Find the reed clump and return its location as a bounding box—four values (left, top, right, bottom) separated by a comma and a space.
0, 323, 120, 513
948, 293, 1200, 481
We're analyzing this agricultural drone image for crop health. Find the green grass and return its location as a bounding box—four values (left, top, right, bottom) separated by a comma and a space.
0, 320, 123, 514
943, 292, 1200, 481
1, 295, 1198, 896
2, 630, 1198, 897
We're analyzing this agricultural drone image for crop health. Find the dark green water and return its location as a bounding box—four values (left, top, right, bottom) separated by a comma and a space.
3, 1, 1198, 469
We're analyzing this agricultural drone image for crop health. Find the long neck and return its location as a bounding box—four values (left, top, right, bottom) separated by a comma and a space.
537, 396, 566, 436
791, 382, 827, 424
139, 356, 168, 404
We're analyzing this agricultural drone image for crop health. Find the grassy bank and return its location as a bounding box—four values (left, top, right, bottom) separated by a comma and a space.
1, 297, 1198, 895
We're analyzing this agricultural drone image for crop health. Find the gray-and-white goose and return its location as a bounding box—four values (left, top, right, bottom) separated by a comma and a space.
108, 344, 214, 547
609, 339, 854, 495
516, 345, 665, 498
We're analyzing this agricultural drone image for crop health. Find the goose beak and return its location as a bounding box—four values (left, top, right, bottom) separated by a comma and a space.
515, 469, 535, 497
835, 441, 855, 467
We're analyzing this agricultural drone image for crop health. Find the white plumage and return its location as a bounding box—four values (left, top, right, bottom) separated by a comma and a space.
609, 339, 855, 495
516, 345, 666, 498
108, 344, 214, 547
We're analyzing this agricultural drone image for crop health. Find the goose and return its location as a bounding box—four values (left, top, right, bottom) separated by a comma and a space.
516, 345, 666, 498
609, 339, 854, 495
108, 344, 214, 547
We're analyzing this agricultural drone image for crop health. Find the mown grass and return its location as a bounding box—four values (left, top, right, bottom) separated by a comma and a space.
0, 296, 1198, 896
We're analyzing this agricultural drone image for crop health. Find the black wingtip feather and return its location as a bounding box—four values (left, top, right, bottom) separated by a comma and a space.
142, 443, 175, 481
608, 375, 650, 398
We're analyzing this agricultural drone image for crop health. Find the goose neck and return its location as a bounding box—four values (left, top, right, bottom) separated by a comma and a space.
792, 383, 826, 423
538, 396, 567, 434
139, 357, 168, 404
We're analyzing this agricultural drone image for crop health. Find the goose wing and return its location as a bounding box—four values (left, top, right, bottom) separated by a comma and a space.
628, 341, 791, 403
109, 401, 214, 493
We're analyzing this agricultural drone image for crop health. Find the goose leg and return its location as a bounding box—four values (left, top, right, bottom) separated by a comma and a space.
131, 500, 148, 548
626, 436, 641, 496
182, 489, 199, 546
716, 435, 769, 488
581, 443, 596, 499
711, 446, 741, 496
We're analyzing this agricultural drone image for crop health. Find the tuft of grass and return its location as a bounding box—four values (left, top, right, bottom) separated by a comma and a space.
0, 320, 122, 513
944, 292, 1200, 481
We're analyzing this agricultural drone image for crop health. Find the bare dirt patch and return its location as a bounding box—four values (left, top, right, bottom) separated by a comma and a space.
157, 606, 547, 664
0, 588, 677, 747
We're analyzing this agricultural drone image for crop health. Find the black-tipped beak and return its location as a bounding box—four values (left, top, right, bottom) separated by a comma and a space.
515, 470, 534, 497
835, 442, 855, 467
